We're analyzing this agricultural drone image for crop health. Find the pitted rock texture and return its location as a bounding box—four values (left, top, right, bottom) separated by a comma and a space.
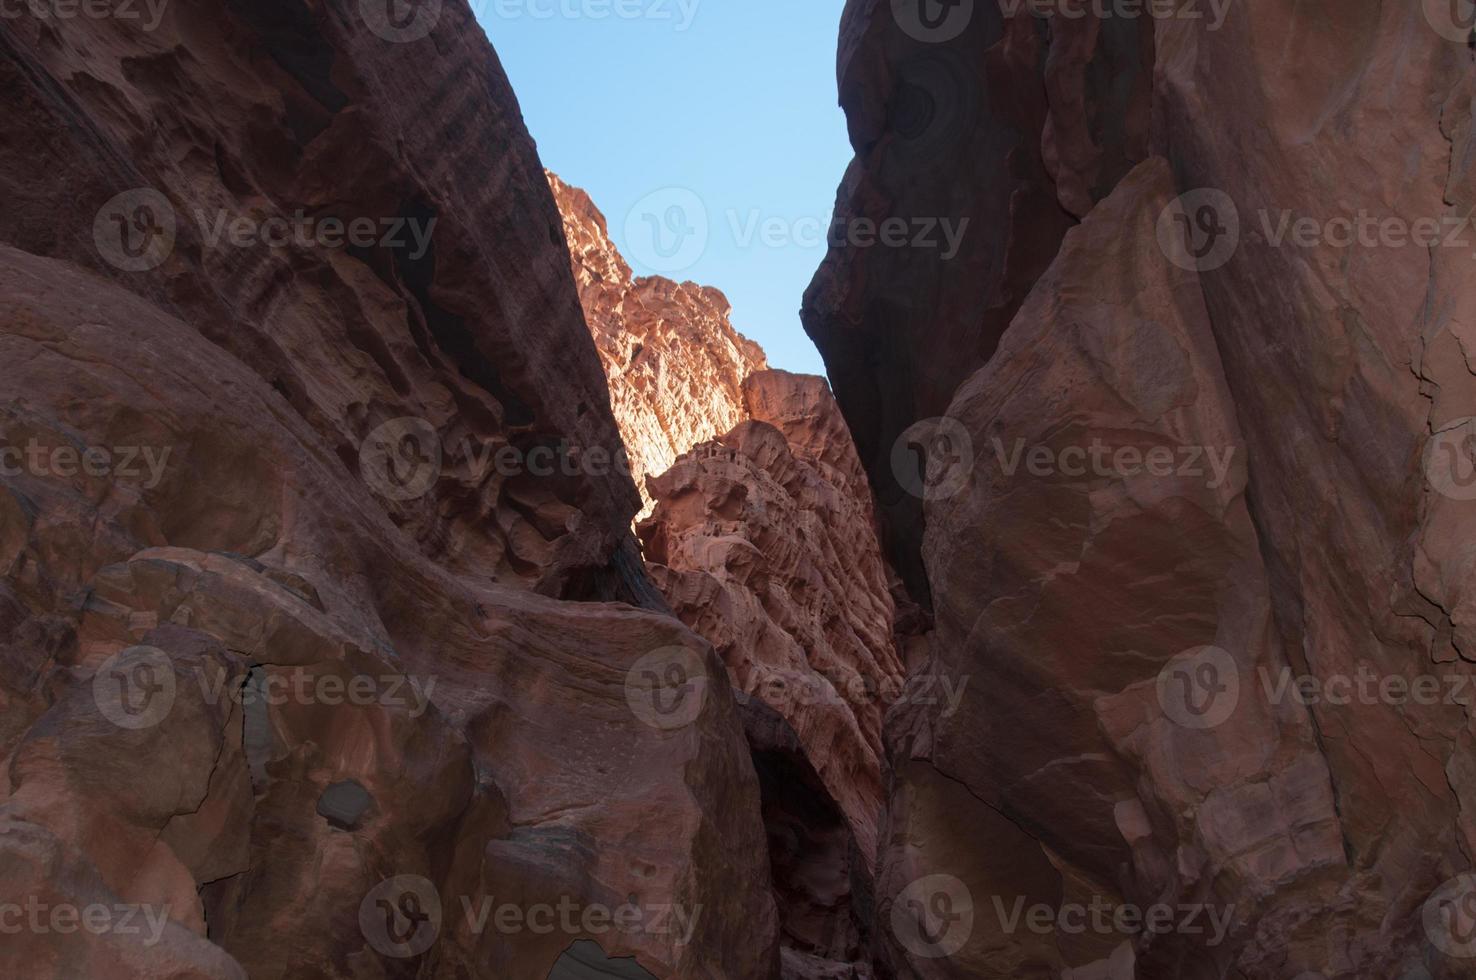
550, 172, 768, 517
640, 370, 903, 875
0, 0, 646, 601
809, 2, 1476, 978
0, 3, 778, 977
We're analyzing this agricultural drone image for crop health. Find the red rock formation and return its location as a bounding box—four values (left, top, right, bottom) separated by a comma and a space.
807, 2, 1476, 978
640, 370, 904, 977
550, 172, 767, 517
0, 3, 778, 977
641, 370, 903, 865
552, 172, 906, 977
803, 0, 1153, 600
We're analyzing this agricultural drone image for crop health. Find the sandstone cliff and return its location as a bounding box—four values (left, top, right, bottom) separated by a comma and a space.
805, 2, 1476, 978
549, 172, 768, 517
0, 3, 778, 977
552, 175, 906, 977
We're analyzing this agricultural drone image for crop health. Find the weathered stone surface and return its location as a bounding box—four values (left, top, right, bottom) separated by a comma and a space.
802, 0, 1152, 599
0, 0, 782, 972
0, 0, 645, 600
809, 3, 1476, 977
551, 172, 767, 518
641, 370, 903, 872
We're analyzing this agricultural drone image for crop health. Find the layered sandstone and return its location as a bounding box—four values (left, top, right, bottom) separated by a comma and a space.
551, 173, 905, 975
0, 3, 778, 977
807, 2, 1476, 978
640, 370, 903, 976
550, 172, 767, 517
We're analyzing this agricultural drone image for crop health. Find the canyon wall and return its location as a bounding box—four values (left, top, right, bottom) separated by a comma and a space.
805, 1, 1476, 978
553, 179, 906, 978
550, 172, 768, 518
0, 2, 779, 977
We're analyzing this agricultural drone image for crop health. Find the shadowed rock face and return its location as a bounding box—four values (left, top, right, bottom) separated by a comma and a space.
0, 0, 647, 601
806, 2, 1476, 978
802, 0, 1153, 601
0, 2, 780, 977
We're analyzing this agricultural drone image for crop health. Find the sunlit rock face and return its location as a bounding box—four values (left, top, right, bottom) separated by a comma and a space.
0, 2, 780, 977
640, 370, 904, 977
808, 2, 1476, 978
549, 172, 767, 518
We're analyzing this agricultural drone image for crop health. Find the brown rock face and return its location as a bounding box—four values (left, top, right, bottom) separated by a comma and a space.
550, 172, 768, 517
0, 4, 778, 978
641, 371, 903, 866
640, 370, 903, 976
802, 0, 1153, 599
551, 171, 906, 977
807, 2, 1476, 979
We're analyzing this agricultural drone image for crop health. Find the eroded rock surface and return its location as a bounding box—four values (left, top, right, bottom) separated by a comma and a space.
0, 3, 778, 977
551, 172, 768, 517
807, 2, 1476, 978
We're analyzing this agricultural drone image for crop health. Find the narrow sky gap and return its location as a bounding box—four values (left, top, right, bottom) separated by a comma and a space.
478, 0, 849, 376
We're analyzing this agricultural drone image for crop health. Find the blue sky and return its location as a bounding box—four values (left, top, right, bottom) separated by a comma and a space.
475, 0, 850, 375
